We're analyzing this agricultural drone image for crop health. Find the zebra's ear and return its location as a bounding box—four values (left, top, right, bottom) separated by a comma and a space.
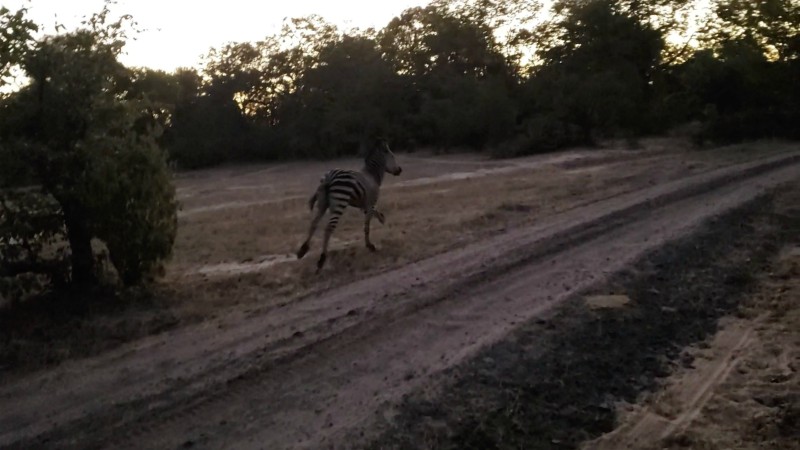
358, 136, 377, 157
374, 136, 390, 149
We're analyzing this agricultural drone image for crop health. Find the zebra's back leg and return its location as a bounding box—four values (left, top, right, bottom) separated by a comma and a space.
373, 209, 385, 225
364, 208, 377, 252
317, 205, 344, 272
297, 193, 327, 259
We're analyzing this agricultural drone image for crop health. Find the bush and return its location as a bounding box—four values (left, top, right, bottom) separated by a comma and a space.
0, 8, 178, 289
85, 131, 177, 285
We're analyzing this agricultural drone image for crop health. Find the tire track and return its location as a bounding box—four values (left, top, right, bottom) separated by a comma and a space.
1, 152, 798, 449
105, 161, 799, 450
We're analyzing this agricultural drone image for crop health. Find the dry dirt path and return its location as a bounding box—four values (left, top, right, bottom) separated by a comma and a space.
1, 151, 798, 449
586, 232, 800, 450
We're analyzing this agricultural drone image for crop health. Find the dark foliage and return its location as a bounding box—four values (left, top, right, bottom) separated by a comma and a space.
119, 0, 797, 167
1, 5, 177, 297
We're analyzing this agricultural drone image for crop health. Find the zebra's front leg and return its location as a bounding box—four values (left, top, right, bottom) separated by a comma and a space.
364, 209, 376, 252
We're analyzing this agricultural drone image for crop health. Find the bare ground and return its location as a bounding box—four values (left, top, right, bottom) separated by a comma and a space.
366, 181, 800, 450
4, 137, 772, 374
0, 140, 798, 449
0, 141, 800, 448
587, 190, 800, 450
142, 139, 800, 334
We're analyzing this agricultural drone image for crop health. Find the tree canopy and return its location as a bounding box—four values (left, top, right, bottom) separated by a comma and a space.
128, 0, 797, 168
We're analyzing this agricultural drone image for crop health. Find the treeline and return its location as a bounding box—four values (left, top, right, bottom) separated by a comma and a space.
134, 0, 799, 167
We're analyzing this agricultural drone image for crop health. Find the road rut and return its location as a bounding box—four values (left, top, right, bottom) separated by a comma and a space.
1, 151, 798, 449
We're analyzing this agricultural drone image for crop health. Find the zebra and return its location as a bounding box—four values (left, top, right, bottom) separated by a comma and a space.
296, 138, 402, 272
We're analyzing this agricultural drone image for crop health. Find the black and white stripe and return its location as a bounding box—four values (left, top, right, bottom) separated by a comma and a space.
297, 139, 402, 272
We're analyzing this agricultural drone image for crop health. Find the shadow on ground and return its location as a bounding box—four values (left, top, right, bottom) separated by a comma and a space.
366, 185, 799, 450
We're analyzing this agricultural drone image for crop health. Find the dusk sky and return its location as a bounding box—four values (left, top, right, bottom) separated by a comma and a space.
5, 0, 711, 73
5, 0, 435, 71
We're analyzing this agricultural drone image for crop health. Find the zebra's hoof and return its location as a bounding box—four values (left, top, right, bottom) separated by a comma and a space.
297, 242, 309, 259
316, 254, 327, 272
366, 243, 377, 252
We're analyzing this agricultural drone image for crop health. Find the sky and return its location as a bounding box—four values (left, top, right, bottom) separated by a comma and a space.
5, 0, 712, 74
5, 0, 434, 72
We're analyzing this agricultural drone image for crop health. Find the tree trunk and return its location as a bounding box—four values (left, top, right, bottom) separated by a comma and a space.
62, 202, 96, 286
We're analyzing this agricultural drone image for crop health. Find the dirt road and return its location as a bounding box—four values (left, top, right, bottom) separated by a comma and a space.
1, 151, 798, 449
586, 202, 800, 450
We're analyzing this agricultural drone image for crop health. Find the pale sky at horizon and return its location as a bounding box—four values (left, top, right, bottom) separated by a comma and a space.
4, 0, 712, 75
4, 0, 434, 72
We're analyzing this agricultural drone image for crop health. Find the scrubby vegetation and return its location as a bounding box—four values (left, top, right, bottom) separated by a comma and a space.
115, 0, 800, 166
1, 6, 177, 299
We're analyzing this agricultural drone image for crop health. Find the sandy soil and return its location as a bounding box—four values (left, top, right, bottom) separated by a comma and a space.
0, 144, 797, 449
366, 177, 800, 450
587, 199, 800, 450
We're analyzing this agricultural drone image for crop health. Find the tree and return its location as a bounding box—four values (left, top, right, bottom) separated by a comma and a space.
0, 6, 177, 287
0, 6, 37, 84
519, 0, 664, 146
660, 0, 800, 142
163, 16, 345, 166
379, 4, 509, 79
166, 66, 251, 168
60, 0, 794, 170
276, 35, 408, 157
377, 3, 518, 149
708, 0, 800, 62
0, 7, 60, 298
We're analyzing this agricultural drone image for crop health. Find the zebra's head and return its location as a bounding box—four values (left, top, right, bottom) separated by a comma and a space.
378, 139, 402, 176
366, 138, 402, 177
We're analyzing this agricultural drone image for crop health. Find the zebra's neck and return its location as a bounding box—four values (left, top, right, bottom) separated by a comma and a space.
363, 156, 385, 185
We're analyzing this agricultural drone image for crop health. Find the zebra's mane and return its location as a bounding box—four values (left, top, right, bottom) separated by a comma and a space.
360, 136, 384, 157
361, 137, 387, 184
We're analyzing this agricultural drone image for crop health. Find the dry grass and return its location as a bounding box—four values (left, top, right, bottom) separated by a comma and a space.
165, 137, 791, 319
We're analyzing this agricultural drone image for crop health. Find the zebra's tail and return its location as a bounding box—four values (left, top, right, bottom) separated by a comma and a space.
309, 176, 328, 210
308, 191, 318, 210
